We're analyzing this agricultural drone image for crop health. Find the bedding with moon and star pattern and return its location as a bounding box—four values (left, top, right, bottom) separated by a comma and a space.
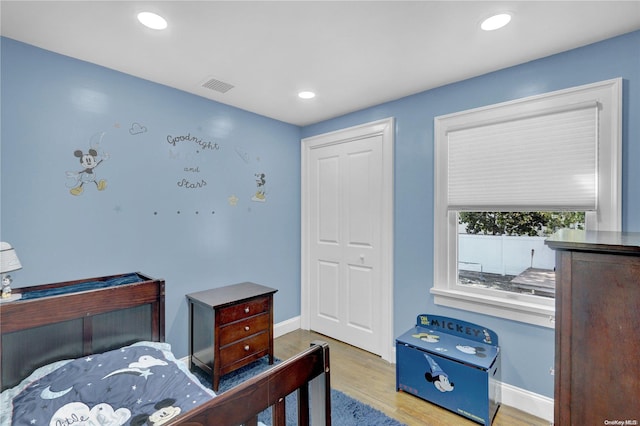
0, 341, 215, 426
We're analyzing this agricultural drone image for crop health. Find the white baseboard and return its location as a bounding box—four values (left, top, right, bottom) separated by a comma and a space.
274, 316, 301, 338
500, 381, 554, 423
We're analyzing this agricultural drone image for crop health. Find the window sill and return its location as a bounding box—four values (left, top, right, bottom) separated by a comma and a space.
430, 288, 556, 328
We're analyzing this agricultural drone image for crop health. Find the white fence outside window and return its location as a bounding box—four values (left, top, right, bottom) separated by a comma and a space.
458, 234, 555, 276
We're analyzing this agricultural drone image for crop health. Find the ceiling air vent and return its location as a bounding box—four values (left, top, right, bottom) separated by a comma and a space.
201, 77, 235, 94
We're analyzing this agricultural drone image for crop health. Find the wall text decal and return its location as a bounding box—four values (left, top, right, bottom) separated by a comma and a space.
167, 133, 220, 190
177, 178, 207, 189
167, 133, 220, 151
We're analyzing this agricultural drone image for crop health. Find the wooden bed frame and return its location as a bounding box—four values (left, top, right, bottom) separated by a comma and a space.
0, 273, 331, 426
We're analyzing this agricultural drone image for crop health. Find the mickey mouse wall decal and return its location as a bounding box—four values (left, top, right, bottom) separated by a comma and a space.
251, 172, 267, 202
67, 149, 107, 195
66, 133, 110, 196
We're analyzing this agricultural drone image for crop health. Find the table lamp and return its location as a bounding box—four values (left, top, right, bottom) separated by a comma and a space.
1, 242, 22, 299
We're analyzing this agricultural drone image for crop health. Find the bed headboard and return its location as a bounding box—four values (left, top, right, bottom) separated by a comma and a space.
0, 272, 165, 391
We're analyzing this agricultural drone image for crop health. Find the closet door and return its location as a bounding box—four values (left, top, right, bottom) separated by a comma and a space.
302, 118, 394, 359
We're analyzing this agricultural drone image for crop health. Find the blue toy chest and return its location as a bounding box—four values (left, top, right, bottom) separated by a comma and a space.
396, 314, 501, 425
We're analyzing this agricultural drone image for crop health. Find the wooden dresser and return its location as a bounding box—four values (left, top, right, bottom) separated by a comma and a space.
187, 282, 278, 391
545, 230, 640, 426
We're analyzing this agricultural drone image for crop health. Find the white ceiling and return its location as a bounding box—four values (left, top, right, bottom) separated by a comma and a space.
2, 1, 639, 126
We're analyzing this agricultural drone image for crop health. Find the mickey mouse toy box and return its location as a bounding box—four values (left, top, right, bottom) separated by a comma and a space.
396, 314, 501, 425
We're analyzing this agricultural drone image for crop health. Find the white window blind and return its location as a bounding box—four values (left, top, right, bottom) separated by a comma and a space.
447, 101, 599, 211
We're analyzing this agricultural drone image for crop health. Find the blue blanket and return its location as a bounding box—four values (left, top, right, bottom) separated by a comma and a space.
19, 274, 144, 301
6, 343, 214, 426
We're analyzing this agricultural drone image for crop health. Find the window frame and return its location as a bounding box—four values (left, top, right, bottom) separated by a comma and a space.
432, 79, 622, 328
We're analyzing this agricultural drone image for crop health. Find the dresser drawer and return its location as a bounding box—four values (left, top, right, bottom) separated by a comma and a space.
218, 296, 270, 324
219, 313, 270, 346
219, 331, 269, 368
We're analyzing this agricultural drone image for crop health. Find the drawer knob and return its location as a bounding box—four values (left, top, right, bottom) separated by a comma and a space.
244, 307, 250, 314
244, 345, 250, 351
244, 326, 250, 331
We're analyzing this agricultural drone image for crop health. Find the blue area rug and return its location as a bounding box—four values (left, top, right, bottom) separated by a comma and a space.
193, 357, 406, 426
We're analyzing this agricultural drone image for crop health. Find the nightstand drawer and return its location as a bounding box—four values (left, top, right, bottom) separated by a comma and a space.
219, 313, 270, 346
219, 331, 269, 367
218, 296, 270, 324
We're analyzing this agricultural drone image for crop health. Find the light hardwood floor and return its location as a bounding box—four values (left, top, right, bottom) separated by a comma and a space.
274, 329, 549, 426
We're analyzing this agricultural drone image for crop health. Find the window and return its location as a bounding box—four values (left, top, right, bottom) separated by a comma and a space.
433, 79, 621, 328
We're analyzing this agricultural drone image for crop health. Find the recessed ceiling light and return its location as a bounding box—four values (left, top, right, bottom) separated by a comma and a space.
481, 13, 512, 31
137, 12, 168, 30
298, 91, 316, 99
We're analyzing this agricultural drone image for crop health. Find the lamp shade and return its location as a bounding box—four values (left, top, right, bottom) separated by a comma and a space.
0, 242, 22, 274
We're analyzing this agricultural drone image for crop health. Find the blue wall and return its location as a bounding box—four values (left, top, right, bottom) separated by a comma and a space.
302, 30, 640, 398
2, 30, 639, 400
1, 37, 302, 357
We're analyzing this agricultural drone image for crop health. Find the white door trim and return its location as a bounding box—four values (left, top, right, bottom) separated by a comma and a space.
301, 117, 394, 362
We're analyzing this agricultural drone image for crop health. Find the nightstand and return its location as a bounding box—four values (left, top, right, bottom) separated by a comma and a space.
187, 282, 278, 391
